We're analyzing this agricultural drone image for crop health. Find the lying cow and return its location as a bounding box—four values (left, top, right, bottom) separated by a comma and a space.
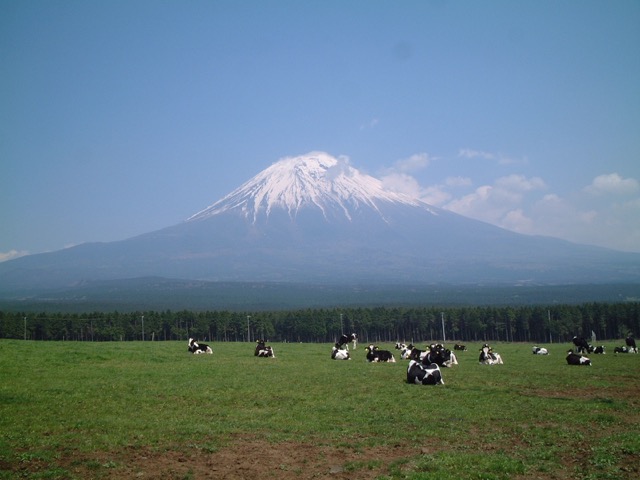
572, 336, 591, 354
365, 344, 396, 363
614, 346, 636, 354
338, 333, 358, 350
626, 335, 637, 353
479, 344, 504, 365
424, 343, 458, 367
394, 343, 413, 360
454, 343, 467, 351
255, 339, 275, 358
566, 350, 591, 365
188, 338, 213, 354
407, 360, 444, 385
592, 345, 606, 354
532, 346, 549, 355
331, 343, 350, 360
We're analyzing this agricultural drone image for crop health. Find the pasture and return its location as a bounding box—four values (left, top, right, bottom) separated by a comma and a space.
1, 339, 639, 479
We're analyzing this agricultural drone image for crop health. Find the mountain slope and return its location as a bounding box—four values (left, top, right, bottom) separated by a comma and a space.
1, 151, 639, 296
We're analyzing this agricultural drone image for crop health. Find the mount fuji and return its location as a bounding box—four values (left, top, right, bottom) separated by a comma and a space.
1, 152, 639, 305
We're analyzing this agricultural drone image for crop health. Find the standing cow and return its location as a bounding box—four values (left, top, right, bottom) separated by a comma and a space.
338, 333, 358, 350
572, 336, 591, 354
626, 335, 637, 353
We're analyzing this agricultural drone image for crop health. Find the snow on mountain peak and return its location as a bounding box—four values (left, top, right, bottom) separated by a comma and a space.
188, 151, 426, 222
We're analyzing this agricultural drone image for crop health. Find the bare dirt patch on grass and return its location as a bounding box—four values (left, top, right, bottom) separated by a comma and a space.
55, 439, 420, 479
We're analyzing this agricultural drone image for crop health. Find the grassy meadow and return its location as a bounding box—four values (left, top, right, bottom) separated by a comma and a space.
1, 339, 639, 479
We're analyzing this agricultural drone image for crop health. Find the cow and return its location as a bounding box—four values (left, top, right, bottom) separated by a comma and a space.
572, 336, 591, 354
566, 350, 591, 365
407, 360, 444, 385
407, 345, 427, 362
365, 344, 396, 363
423, 343, 458, 367
532, 346, 548, 355
394, 343, 412, 359
188, 338, 213, 354
626, 335, 637, 353
479, 344, 504, 365
614, 346, 636, 354
338, 333, 358, 350
592, 345, 606, 354
255, 339, 275, 357
331, 343, 350, 360
454, 343, 467, 351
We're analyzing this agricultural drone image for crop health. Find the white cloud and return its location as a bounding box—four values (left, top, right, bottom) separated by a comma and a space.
584, 173, 639, 195
458, 148, 527, 165
0, 249, 29, 262
393, 153, 430, 172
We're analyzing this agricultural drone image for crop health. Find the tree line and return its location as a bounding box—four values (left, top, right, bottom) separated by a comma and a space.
2, 302, 638, 344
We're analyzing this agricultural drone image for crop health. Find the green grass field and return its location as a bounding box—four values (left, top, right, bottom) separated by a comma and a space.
1, 339, 639, 479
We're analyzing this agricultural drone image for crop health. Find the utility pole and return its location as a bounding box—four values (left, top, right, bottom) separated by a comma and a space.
247, 315, 251, 342
340, 313, 343, 335
24, 317, 27, 341
441, 312, 446, 343
141, 315, 145, 341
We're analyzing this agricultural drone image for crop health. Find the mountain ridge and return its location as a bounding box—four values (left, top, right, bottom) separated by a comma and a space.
1, 151, 639, 299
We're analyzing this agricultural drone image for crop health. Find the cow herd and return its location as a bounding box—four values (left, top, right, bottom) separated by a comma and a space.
187, 333, 637, 385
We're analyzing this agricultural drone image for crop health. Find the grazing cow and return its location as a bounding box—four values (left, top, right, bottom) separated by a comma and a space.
407, 360, 444, 385
532, 346, 549, 355
626, 335, 637, 353
365, 344, 396, 363
566, 350, 591, 365
331, 343, 351, 360
478, 344, 504, 365
255, 339, 275, 357
454, 343, 467, 351
572, 336, 591, 354
592, 345, 606, 354
338, 333, 358, 350
188, 338, 213, 354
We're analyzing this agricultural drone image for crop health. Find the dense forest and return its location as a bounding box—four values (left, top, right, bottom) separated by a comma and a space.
2, 302, 639, 344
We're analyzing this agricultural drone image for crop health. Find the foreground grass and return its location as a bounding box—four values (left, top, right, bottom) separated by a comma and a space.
1, 339, 639, 479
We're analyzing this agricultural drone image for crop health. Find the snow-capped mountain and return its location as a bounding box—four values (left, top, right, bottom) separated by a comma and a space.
188, 151, 430, 223
1, 152, 639, 299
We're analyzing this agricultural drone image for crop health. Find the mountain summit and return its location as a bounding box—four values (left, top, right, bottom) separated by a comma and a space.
188, 152, 427, 223
1, 151, 639, 297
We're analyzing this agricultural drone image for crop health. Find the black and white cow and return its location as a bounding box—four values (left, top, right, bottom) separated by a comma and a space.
454, 343, 467, 351
331, 343, 351, 360
188, 338, 213, 354
572, 336, 591, 354
255, 339, 275, 357
566, 350, 591, 365
394, 343, 412, 359
592, 345, 606, 354
532, 346, 549, 355
365, 344, 396, 363
614, 346, 636, 354
423, 343, 458, 367
407, 345, 427, 362
479, 344, 504, 365
625, 335, 637, 353
407, 360, 444, 385
338, 333, 358, 350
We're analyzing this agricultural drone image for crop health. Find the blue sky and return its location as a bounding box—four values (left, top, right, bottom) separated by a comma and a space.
2, 0, 639, 262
